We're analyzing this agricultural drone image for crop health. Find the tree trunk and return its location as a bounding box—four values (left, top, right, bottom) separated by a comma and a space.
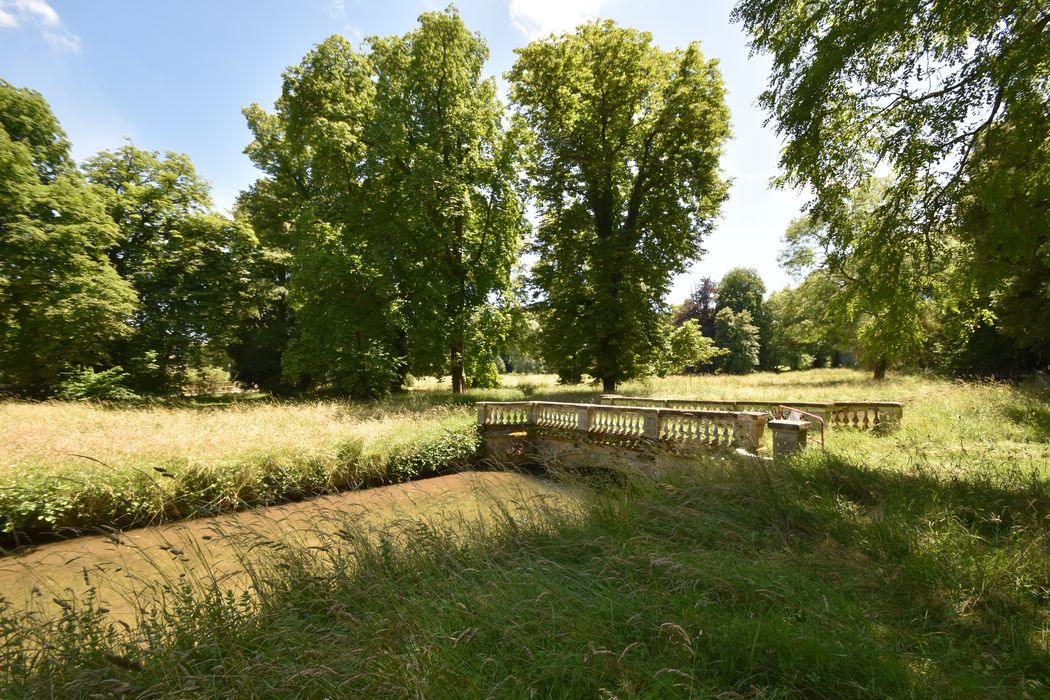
873, 357, 888, 380
450, 339, 465, 394
602, 375, 617, 393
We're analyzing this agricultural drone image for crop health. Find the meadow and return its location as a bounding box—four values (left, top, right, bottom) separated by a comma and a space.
0, 370, 1048, 697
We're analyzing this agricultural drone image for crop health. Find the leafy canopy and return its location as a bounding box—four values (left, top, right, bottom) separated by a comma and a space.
509, 20, 730, 391
733, 0, 1050, 361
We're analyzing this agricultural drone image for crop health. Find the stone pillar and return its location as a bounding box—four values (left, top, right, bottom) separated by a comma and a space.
577, 407, 593, 434
476, 403, 488, 427
769, 419, 810, 458
642, 410, 661, 440
877, 403, 903, 432
733, 412, 768, 454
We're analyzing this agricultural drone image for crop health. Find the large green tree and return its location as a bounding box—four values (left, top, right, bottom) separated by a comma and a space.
509, 21, 730, 392
0, 82, 136, 391
243, 8, 524, 395
83, 145, 258, 392
733, 0, 1049, 361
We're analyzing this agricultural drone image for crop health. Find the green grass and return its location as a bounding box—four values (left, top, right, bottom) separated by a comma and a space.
3, 369, 1048, 540
0, 369, 1048, 696
1, 454, 1046, 697
0, 402, 479, 541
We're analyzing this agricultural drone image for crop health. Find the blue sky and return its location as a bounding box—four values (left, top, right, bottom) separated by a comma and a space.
0, 0, 807, 299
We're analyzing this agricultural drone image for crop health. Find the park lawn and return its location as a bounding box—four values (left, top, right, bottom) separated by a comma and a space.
0, 369, 1048, 696
3, 369, 1048, 539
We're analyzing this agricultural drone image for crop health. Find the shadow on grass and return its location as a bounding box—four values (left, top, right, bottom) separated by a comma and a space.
2, 451, 1047, 697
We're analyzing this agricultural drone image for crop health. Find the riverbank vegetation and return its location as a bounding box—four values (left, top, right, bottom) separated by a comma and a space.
2, 433, 1047, 697
3, 370, 1047, 542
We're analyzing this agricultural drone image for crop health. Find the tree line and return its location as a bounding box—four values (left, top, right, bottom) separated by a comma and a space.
1, 2, 1045, 398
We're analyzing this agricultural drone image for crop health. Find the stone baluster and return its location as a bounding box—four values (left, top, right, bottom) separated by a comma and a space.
877, 403, 903, 432
643, 410, 660, 440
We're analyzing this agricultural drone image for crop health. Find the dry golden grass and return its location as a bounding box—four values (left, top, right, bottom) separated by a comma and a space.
0, 400, 470, 475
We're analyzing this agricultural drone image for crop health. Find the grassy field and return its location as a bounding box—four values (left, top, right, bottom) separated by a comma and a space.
0, 369, 1048, 696
0, 399, 479, 540
2, 369, 1048, 540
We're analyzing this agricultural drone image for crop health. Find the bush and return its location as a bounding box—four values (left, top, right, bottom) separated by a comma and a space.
54, 367, 140, 401
183, 366, 232, 395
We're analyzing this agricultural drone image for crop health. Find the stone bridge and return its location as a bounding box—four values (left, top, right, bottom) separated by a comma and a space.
476, 401, 771, 473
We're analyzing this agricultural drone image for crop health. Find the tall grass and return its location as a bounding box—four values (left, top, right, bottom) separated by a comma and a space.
2, 453, 1046, 698
3, 369, 1047, 540
0, 401, 479, 541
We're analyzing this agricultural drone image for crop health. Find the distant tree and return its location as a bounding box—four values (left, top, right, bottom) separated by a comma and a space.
765, 272, 846, 370
226, 182, 296, 392
673, 277, 718, 338
83, 145, 258, 393
714, 307, 760, 375
657, 319, 725, 375
0, 82, 136, 391
716, 267, 773, 369
733, 0, 1050, 369
509, 21, 731, 392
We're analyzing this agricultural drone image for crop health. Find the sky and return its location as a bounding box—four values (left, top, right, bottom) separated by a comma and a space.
0, 0, 807, 299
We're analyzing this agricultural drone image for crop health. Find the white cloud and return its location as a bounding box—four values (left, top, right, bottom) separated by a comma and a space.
328, 0, 346, 18
508, 0, 610, 39
0, 0, 80, 51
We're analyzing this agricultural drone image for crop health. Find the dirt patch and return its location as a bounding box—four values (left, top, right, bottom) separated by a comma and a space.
0, 471, 580, 626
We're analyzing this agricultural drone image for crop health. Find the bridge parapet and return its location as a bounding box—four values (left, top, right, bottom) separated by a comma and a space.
599, 395, 903, 432
477, 401, 768, 463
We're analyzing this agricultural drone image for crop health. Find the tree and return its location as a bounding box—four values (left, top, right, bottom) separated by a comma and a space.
509, 20, 731, 392
83, 145, 258, 392
714, 307, 760, 374
956, 119, 1050, 357
0, 81, 136, 391
765, 272, 846, 370
243, 8, 525, 395
716, 267, 773, 369
673, 277, 718, 338
657, 319, 724, 375
779, 181, 939, 378
733, 0, 1050, 366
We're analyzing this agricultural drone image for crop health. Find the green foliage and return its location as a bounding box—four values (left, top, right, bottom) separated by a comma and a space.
183, 366, 231, 395
956, 119, 1050, 355
0, 82, 137, 392
765, 272, 848, 370
55, 366, 141, 401
716, 267, 774, 369
656, 319, 724, 375
83, 145, 259, 394
509, 21, 731, 392
243, 8, 525, 397
734, 0, 1050, 372
672, 276, 718, 338
779, 181, 937, 378
714, 307, 760, 374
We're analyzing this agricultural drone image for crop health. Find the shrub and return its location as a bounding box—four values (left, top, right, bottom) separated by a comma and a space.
54, 367, 140, 401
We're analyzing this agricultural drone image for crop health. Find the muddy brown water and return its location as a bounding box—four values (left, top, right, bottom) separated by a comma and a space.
0, 471, 581, 626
